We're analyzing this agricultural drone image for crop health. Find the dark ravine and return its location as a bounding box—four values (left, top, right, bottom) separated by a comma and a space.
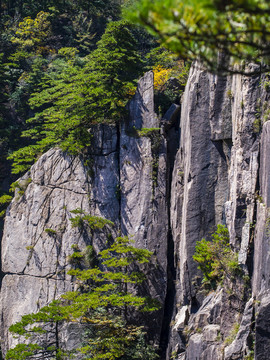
159, 103, 181, 358
1, 65, 270, 359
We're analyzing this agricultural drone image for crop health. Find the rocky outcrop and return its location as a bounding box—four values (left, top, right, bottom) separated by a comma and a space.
255, 292, 270, 359
225, 65, 261, 261
1, 133, 120, 353
252, 120, 270, 359
0, 71, 176, 355
170, 64, 230, 309
2, 61, 270, 360
128, 71, 158, 129
224, 298, 254, 360
120, 72, 170, 338
168, 63, 269, 359
253, 121, 270, 296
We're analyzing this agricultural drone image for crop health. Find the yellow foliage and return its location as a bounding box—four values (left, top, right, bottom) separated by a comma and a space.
122, 83, 136, 100
11, 11, 51, 53
153, 65, 172, 90
125, 86, 136, 97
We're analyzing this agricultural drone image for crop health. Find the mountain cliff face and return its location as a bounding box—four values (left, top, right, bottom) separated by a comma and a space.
1, 65, 270, 359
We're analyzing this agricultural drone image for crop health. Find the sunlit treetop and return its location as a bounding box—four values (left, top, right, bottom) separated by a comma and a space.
125, 0, 270, 74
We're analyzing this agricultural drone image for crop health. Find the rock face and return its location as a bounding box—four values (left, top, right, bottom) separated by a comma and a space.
1, 133, 120, 353
1, 64, 270, 360
0, 71, 173, 356
170, 64, 230, 307
168, 63, 269, 360
253, 120, 270, 359
128, 71, 158, 129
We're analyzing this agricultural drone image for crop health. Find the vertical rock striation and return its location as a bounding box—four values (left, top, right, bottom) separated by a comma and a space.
1, 126, 120, 354
2, 62, 270, 360
0, 71, 173, 355
121, 71, 168, 298
225, 65, 261, 263
168, 63, 269, 360
253, 120, 270, 359
170, 63, 230, 311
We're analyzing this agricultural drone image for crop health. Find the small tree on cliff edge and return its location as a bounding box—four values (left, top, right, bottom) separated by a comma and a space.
193, 224, 241, 290
6, 212, 159, 360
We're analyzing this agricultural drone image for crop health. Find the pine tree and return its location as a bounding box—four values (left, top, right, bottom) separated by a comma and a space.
8, 20, 143, 174
6, 213, 159, 360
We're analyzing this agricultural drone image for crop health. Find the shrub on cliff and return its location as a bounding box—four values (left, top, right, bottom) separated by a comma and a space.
193, 224, 241, 289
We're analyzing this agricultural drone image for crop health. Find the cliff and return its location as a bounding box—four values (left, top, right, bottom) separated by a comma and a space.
1, 65, 270, 359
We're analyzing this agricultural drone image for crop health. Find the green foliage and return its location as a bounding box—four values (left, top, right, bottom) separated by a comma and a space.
224, 322, 240, 346
0, 194, 13, 205
137, 127, 160, 137
0, 48, 25, 159
0, 3, 133, 178
9, 178, 32, 195
253, 117, 262, 133
8, 20, 143, 174
70, 209, 114, 230
193, 224, 241, 289
68, 245, 96, 268
44, 228, 57, 235
0, 179, 32, 215
75, 311, 158, 360
0, 54, 9, 127
7, 216, 159, 360
6, 344, 43, 360
0, 194, 13, 217
146, 46, 179, 69
126, 0, 270, 74
146, 46, 190, 84
244, 352, 254, 360
0, 2, 165, 182
146, 46, 190, 115
0, 0, 120, 22
11, 11, 52, 54
5, 11, 55, 120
